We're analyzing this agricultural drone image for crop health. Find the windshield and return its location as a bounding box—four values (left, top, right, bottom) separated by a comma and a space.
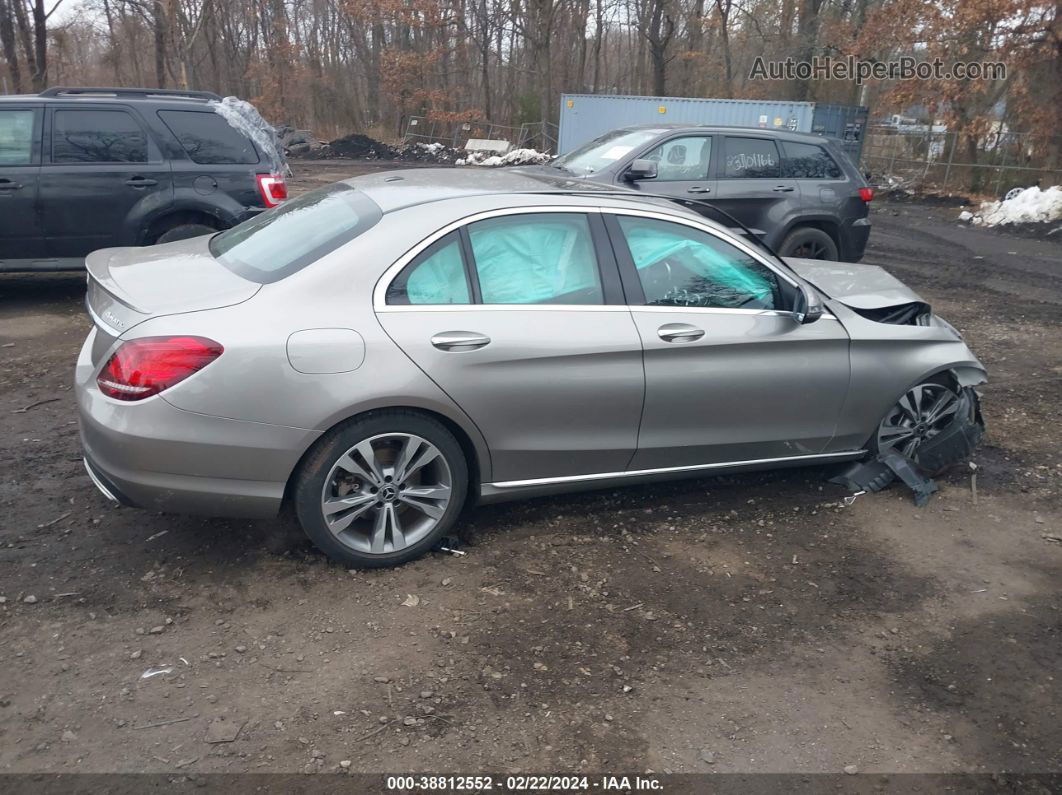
552, 128, 666, 175
210, 184, 382, 283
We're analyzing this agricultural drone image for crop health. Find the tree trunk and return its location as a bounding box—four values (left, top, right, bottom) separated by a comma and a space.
31, 0, 46, 90
153, 0, 168, 88
0, 0, 23, 93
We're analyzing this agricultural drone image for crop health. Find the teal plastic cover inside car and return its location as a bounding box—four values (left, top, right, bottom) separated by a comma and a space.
618, 216, 777, 309
404, 236, 470, 304
468, 214, 603, 304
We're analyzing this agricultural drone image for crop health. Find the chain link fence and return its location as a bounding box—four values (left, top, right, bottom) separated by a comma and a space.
401, 116, 559, 153
862, 127, 1062, 198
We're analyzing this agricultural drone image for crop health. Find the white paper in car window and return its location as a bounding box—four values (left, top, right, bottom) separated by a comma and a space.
600, 145, 634, 161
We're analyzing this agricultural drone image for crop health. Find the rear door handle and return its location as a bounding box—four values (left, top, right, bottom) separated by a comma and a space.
125, 177, 158, 188
772, 185, 795, 192
0, 181, 23, 190
687, 186, 711, 194
657, 323, 705, 343
430, 331, 491, 351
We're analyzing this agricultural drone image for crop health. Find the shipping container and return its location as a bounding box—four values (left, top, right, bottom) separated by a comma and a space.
558, 94, 868, 161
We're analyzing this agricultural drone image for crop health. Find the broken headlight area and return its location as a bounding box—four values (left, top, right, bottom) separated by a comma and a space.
830, 387, 984, 507
850, 301, 932, 326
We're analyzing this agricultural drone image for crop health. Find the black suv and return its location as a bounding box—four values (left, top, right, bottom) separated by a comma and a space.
545, 125, 873, 261
0, 87, 287, 272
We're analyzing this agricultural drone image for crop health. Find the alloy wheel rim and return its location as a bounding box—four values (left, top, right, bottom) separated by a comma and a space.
876, 383, 960, 459
320, 433, 452, 555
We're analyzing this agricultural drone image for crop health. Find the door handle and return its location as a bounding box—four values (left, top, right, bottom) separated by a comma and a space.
0, 181, 23, 191
657, 323, 705, 343
771, 185, 795, 192
430, 331, 491, 351
125, 177, 158, 188
687, 186, 711, 194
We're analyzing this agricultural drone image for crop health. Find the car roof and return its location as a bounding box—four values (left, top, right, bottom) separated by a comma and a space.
0, 87, 223, 111
343, 167, 736, 234
345, 167, 695, 213
609, 123, 838, 145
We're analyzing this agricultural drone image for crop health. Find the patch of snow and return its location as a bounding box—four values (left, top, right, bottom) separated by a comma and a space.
457, 148, 551, 167
963, 185, 1062, 226
210, 97, 288, 175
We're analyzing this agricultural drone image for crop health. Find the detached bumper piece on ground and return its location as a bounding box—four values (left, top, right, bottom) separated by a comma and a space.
831, 388, 984, 507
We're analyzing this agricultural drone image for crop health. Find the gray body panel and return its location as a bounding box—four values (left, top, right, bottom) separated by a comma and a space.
74, 168, 985, 519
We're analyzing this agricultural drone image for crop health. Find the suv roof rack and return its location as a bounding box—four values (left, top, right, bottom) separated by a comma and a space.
39, 86, 223, 101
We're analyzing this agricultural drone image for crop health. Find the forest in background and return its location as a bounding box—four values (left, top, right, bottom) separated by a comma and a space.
0, 0, 1059, 166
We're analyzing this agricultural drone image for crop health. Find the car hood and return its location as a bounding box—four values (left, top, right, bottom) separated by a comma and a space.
783, 257, 927, 311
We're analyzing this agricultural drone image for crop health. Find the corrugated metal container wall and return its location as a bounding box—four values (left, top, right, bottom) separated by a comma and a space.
558, 94, 868, 161
558, 95, 816, 153
810, 104, 869, 161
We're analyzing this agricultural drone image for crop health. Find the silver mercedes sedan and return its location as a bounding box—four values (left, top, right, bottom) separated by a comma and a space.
75, 168, 986, 567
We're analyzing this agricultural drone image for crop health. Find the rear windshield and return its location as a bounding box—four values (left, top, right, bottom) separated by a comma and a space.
210, 184, 382, 282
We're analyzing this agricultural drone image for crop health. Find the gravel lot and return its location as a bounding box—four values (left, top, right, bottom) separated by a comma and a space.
0, 161, 1059, 777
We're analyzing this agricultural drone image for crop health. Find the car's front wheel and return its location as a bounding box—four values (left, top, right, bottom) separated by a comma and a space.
293, 411, 468, 568
870, 377, 977, 473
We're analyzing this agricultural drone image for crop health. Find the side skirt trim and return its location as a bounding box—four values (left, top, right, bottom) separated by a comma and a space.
486, 450, 867, 490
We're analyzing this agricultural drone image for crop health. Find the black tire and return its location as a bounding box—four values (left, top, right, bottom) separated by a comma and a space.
293, 410, 468, 568
778, 227, 839, 261
155, 223, 217, 244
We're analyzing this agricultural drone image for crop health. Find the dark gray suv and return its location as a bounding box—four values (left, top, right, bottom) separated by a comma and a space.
0, 87, 286, 272
544, 125, 873, 261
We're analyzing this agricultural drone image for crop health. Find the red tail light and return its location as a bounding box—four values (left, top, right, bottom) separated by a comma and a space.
256, 173, 287, 208
859, 186, 874, 202
97, 336, 223, 401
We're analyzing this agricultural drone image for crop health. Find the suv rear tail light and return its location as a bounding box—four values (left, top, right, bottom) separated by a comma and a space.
859, 186, 874, 202
97, 336, 223, 401
256, 173, 287, 208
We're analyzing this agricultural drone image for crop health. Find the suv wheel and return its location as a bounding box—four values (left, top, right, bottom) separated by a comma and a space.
293, 411, 468, 568
155, 223, 217, 244
779, 227, 839, 260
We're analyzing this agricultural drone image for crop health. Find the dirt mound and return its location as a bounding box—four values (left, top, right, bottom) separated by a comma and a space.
322, 132, 398, 160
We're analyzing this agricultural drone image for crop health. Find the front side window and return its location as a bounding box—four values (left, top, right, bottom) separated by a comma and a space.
0, 110, 35, 165
158, 110, 259, 165
210, 184, 382, 283
387, 232, 470, 305
782, 141, 842, 179
642, 136, 712, 181
617, 215, 779, 310
722, 136, 781, 179
467, 213, 604, 305
52, 110, 147, 163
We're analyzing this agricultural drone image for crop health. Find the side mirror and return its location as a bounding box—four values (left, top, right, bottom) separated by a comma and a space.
793, 284, 824, 324
624, 159, 658, 181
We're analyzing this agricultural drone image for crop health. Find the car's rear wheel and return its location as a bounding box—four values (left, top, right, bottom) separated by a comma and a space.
779, 227, 839, 260
155, 223, 217, 244
870, 376, 972, 471
293, 411, 467, 568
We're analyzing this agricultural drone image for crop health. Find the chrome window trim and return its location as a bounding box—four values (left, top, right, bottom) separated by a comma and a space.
373, 205, 604, 310
486, 450, 866, 489
377, 304, 631, 314
631, 305, 838, 321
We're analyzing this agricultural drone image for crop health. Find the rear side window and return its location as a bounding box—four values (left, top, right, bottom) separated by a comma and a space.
158, 110, 259, 165
467, 213, 604, 305
782, 141, 843, 179
722, 137, 780, 179
0, 110, 35, 164
210, 184, 382, 283
387, 232, 471, 305
52, 109, 147, 163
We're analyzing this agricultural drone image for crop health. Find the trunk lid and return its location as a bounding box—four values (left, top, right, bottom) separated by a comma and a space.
85, 236, 261, 339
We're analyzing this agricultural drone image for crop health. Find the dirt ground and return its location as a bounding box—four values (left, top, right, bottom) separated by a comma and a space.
0, 161, 1059, 779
